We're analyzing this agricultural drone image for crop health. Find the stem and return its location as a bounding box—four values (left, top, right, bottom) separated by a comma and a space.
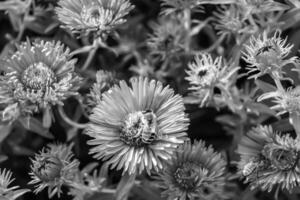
58, 105, 87, 129
272, 75, 284, 91
183, 8, 191, 53
81, 42, 98, 70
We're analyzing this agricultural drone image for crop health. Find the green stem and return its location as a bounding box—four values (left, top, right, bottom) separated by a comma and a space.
81, 42, 98, 70
183, 8, 191, 53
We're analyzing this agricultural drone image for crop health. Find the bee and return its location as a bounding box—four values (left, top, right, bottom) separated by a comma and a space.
141, 109, 159, 144
256, 45, 275, 56
242, 161, 259, 176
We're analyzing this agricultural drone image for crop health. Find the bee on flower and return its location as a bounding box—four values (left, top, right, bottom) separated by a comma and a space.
147, 15, 187, 59
242, 30, 298, 79
29, 143, 80, 198
158, 140, 228, 200
85, 76, 189, 175
0, 40, 82, 125
185, 53, 239, 107
55, 0, 134, 39
237, 125, 300, 192
0, 168, 30, 200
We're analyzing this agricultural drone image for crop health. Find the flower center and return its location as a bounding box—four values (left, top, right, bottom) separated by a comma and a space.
81, 5, 112, 28
255, 42, 279, 67
120, 110, 158, 147
34, 156, 63, 182
21, 62, 56, 91
263, 145, 298, 171
174, 162, 201, 190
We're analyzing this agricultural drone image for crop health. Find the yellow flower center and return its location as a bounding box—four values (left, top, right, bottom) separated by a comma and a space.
120, 110, 158, 147
21, 62, 56, 91
174, 162, 201, 190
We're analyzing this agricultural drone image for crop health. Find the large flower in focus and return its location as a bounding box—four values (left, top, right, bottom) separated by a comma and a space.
29, 143, 80, 198
55, 0, 134, 38
242, 30, 297, 79
237, 125, 300, 192
158, 140, 227, 200
0, 168, 29, 200
0, 40, 81, 123
85, 77, 189, 175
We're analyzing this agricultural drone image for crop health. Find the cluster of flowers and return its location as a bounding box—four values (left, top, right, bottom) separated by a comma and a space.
0, 0, 300, 200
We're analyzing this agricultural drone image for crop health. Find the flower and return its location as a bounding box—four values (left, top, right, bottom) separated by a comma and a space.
85, 76, 189, 175
213, 4, 249, 37
158, 140, 227, 200
237, 125, 300, 192
237, 0, 289, 15
55, 0, 134, 38
258, 86, 300, 116
0, 168, 29, 200
242, 30, 298, 79
185, 53, 239, 107
0, 39, 82, 123
29, 143, 80, 198
147, 15, 186, 59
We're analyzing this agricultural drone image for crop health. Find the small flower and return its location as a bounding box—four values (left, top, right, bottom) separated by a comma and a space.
55, 0, 134, 38
237, 125, 300, 192
85, 70, 117, 113
147, 15, 186, 59
0, 40, 82, 123
242, 30, 298, 79
213, 5, 250, 37
258, 86, 300, 116
158, 140, 227, 200
238, 0, 289, 15
85, 77, 189, 175
185, 53, 239, 107
29, 143, 80, 198
0, 168, 29, 200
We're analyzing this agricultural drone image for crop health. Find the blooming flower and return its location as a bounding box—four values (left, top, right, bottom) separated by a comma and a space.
185, 53, 239, 107
0, 168, 29, 200
55, 0, 134, 38
158, 140, 227, 200
85, 76, 189, 175
242, 30, 298, 79
0, 40, 82, 124
237, 125, 300, 192
29, 143, 80, 198
147, 15, 186, 59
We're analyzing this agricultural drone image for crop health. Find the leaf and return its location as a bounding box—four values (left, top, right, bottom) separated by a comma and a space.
115, 173, 136, 200
271, 118, 294, 132
289, 112, 300, 136
0, 154, 8, 163
0, 124, 12, 143
255, 79, 276, 93
18, 117, 54, 139
43, 107, 52, 128
279, 8, 300, 30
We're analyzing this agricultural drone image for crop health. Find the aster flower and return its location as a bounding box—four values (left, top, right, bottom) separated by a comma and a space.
0, 168, 30, 200
185, 53, 239, 107
55, 0, 134, 38
85, 76, 189, 175
29, 143, 80, 198
147, 15, 186, 59
237, 125, 300, 192
258, 86, 300, 116
213, 4, 250, 37
158, 140, 227, 200
0, 40, 82, 124
242, 30, 298, 79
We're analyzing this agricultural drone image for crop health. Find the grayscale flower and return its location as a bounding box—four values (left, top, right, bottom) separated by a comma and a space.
159, 140, 227, 200
29, 143, 80, 198
55, 0, 134, 38
85, 77, 189, 175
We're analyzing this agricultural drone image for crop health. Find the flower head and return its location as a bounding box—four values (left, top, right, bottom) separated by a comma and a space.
258, 86, 300, 116
242, 30, 297, 79
55, 0, 134, 38
29, 143, 80, 198
85, 77, 189, 175
185, 53, 239, 107
147, 15, 186, 59
237, 125, 300, 192
0, 168, 29, 200
0, 40, 82, 123
158, 140, 227, 200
